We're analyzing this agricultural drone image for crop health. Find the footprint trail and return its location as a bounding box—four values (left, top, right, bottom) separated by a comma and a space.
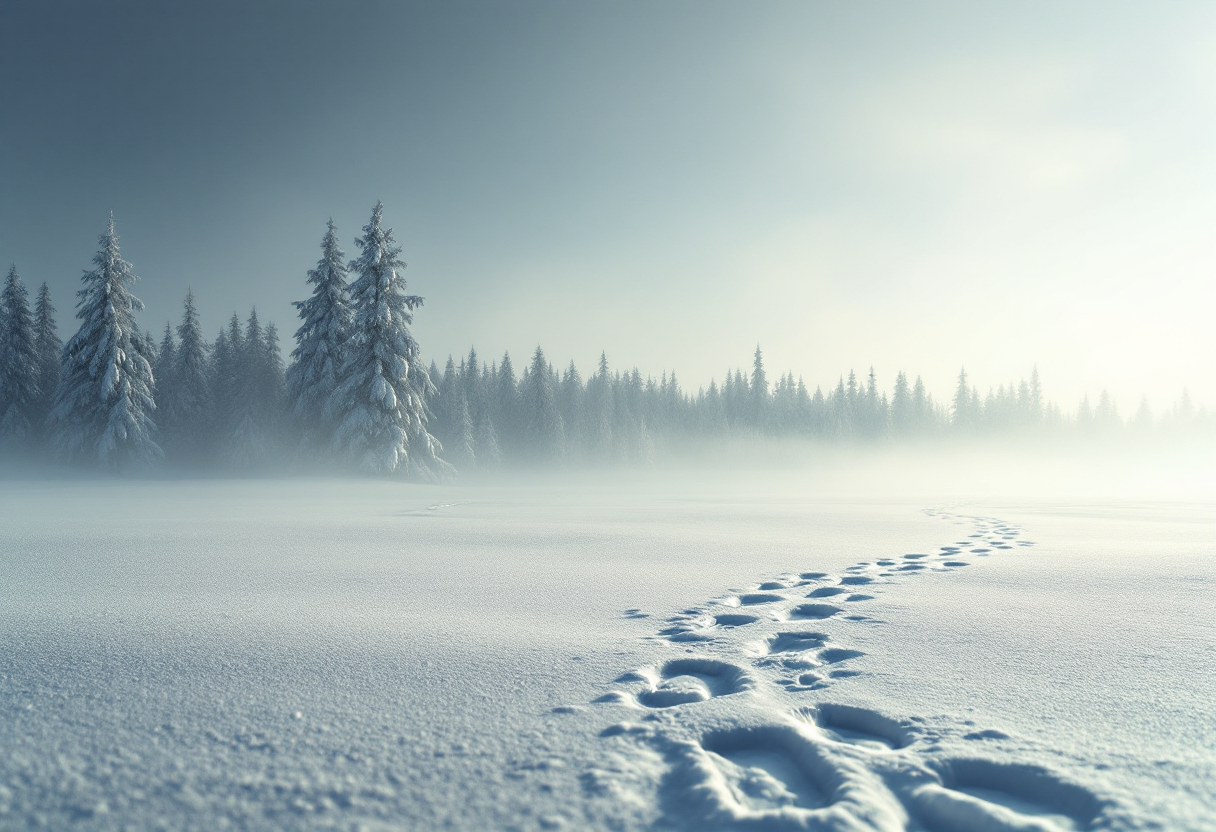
586, 507, 1119, 830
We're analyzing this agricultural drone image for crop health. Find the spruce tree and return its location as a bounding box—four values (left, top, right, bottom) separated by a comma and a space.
0, 265, 39, 447
166, 291, 212, 465
587, 352, 614, 459
475, 412, 502, 469
891, 371, 911, 435
448, 391, 476, 471
952, 368, 974, 432
49, 217, 161, 467
494, 351, 519, 451
329, 202, 448, 476
31, 282, 62, 435
750, 345, 769, 431
285, 219, 351, 453
521, 346, 565, 464
156, 323, 178, 408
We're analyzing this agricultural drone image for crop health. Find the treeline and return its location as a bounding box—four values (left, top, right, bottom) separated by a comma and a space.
0, 207, 1210, 475
423, 349, 1210, 470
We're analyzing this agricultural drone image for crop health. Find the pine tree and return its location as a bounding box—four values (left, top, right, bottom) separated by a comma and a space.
891, 371, 911, 435
750, 345, 769, 431
156, 322, 178, 407
211, 313, 245, 452
285, 219, 351, 453
475, 412, 502, 469
521, 345, 565, 464
448, 391, 476, 471
165, 291, 212, 465
31, 282, 62, 435
0, 265, 40, 448
49, 217, 161, 467
225, 309, 281, 469
329, 202, 448, 476
952, 368, 974, 432
494, 351, 519, 451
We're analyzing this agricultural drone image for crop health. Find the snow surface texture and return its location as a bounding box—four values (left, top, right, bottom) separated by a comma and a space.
0, 476, 1212, 831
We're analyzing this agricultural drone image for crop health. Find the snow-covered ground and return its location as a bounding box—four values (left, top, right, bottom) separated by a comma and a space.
0, 453, 1212, 830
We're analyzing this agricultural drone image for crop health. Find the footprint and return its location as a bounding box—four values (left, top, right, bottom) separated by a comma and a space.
667, 725, 905, 829
739, 593, 785, 606
799, 572, 828, 580
799, 703, 910, 750
698, 727, 829, 812
807, 586, 847, 598
714, 613, 760, 628
845, 594, 874, 602
634, 658, 753, 709
911, 759, 1104, 832
789, 603, 842, 620
839, 576, 874, 586
942, 561, 970, 567
818, 647, 865, 664
765, 631, 830, 654
757, 581, 789, 591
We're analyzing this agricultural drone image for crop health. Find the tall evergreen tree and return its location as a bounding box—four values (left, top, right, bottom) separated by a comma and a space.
448, 391, 476, 471
31, 282, 62, 434
494, 351, 519, 451
891, 371, 911, 435
952, 368, 975, 432
164, 291, 212, 464
49, 217, 161, 467
521, 345, 565, 464
0, 265, 39, 447
750, 345, 769, 430
329, 202, 448, 476
156, 323, 178, 402
285, 219, 351, 453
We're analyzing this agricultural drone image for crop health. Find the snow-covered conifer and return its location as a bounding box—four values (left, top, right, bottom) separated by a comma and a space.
156, 323, 177, 403
521, 346, 565, 464
163, 290, 212, 463
475, 412, 502, 469
31, 282, 61, 434
49, 218, 161, 467
0, 265, 40, 447
223, 309, 281, 469
328, 202, 448, 477
285, 219, 350, 453
448, 392, 476, 471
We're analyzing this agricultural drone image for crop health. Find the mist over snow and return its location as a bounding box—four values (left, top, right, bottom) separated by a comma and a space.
1, 2, 1215, 831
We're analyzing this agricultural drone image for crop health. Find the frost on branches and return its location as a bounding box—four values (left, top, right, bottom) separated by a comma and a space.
285, 218, 351, 455
49, 216, 162, 468
0, 265, 40, 446
328, 203, 449, 478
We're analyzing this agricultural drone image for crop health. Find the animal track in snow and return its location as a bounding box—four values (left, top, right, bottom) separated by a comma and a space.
737, 593, 786, 606
839, 575, 874, 586
714, 613, 760, 627
763, 631, 830, 655
799, 704, 911, 751
630, 658, 754, 709
595, 507, 1103, 828
911, 758, 1104, 832
788, 603, 842, 620
807, 586, 847, 598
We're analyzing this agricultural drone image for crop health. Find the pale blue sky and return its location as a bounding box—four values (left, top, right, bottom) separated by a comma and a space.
2, 1, 1212, 410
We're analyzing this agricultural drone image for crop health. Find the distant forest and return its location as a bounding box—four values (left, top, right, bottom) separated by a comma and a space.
0, 207, 1210, 476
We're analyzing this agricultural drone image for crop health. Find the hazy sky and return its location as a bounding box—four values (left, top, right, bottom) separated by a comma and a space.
2, 1, 1213, 411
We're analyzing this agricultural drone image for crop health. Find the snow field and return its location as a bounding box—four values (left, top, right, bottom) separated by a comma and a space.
0, 475, 1212, 830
